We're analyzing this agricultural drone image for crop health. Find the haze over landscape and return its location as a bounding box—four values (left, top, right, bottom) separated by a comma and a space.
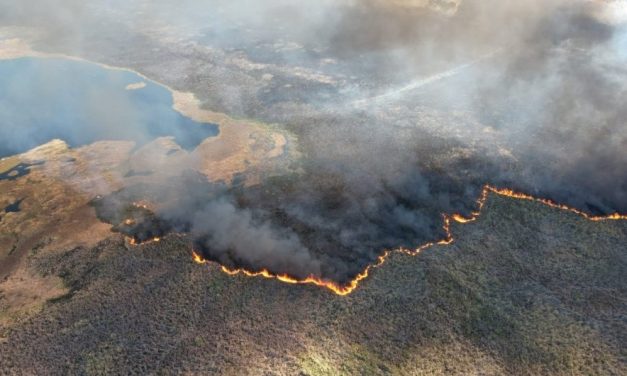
0, 1, 626, 374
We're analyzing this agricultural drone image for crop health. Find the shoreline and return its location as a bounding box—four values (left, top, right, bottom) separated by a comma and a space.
0, 38, 216, 129
0, 37, 294, 182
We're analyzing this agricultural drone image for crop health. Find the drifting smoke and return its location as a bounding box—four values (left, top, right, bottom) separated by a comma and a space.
190, 198, 322, 279
2, 0, 627, 283
92, 172, 325, 280
0, 58, 218, 158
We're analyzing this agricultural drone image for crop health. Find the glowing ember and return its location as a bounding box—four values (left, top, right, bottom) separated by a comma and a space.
131, 202, 150, 210
190, 184, 626, 296
126, 236, 163, 246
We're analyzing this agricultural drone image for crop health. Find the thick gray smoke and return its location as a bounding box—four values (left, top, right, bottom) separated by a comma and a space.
190, 198, 322, 278
3, 0, 627, 282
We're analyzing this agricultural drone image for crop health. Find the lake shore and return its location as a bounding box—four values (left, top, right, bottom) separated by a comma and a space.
0, 37, 293, 183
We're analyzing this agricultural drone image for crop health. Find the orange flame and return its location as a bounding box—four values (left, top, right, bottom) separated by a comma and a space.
192, 250, 207, 264
191, 249, 389, 296
131, 202, 150, 210
185, 184, 625, 295
126, 236, 162, 246
483, 185, 627, 221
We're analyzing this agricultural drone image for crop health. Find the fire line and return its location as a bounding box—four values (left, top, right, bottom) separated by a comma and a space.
168, 184, 626, 296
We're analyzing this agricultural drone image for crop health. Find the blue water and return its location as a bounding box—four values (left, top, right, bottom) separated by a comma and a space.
0, 57, 218, 158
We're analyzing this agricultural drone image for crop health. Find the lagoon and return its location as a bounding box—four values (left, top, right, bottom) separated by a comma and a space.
0, 57, 218, 158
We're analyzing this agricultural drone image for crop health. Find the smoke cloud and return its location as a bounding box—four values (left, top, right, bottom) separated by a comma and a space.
190, 198, 322, 278
2, 0, 626, 283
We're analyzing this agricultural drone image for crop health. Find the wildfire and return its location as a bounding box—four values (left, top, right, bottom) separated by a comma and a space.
484, 186, 627, 221
126, 236, 162, 246
192, 250, 207, 264
131, 202, 150, 210
191, 184, 625, 296
191, 249, 390, 295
